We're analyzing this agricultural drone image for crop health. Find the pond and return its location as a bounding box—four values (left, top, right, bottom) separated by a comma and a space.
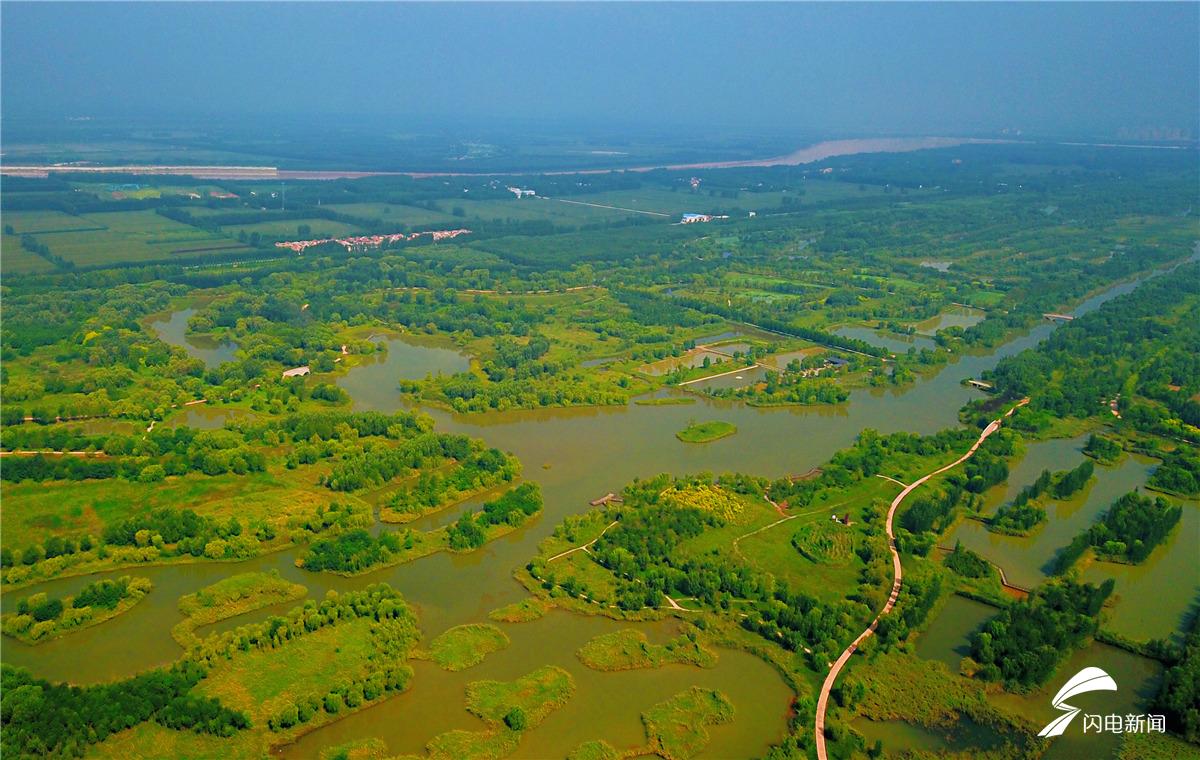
1080, 493, 1200, 643
914, 596, 1165, 760
911, 305, 987, 335
944, 436, 1160, 590
148, 307, 238, 369
337, 334, 471, 407
852, 715, 1009, 756
832, 325, 937, 354
914, 594, 997, 669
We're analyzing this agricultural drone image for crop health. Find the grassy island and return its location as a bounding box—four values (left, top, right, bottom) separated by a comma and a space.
173, 570, 308, 646
643, 687, 734, 760
418, 623, 510, 671
576, 628, 717, 671
675, 420, 737, 443
2, 576, 152, 644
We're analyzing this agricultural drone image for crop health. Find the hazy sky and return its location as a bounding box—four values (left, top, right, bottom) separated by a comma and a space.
2, 2, 1197, 137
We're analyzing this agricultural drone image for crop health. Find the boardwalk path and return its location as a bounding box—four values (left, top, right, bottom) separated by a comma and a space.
813, 400, 1026, 760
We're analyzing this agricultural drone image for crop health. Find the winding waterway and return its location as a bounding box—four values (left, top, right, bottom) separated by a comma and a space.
7, 253, 1196, 758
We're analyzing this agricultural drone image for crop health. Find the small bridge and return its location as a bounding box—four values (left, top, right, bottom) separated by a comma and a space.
967, 379, 993, 390
1043, 313, 1075, 322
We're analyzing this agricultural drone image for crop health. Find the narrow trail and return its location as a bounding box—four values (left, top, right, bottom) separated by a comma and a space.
545, 520, 619, 562
875, 474, 908, 488
676, 363, 757, 386
814, 400, 1027, 760
546, 196, 670, 217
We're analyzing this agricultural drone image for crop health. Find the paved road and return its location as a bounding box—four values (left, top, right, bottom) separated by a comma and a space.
813, 401, 1025, 760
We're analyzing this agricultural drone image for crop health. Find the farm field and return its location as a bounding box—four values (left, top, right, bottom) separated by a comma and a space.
0, 236, 56, 274
217, 217, 366, 240
13, 209, 250, 267
323, 202, 458, 226
2, 209, 107, 234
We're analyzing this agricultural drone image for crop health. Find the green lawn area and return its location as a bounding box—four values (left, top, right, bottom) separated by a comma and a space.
2, 235, 56, 274
576, 628, 716, 671
1, 209, 105, 234
323, 203, 458, 227
196, 617, 376, 722
173, 571, 308, 646
488, 597, 550, 623
90, 722, 262, 760
676, 420, 737, 443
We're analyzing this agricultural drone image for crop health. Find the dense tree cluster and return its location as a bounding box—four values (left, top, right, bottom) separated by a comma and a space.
1156, 615, 1200, 743
447, 482, 543, 549
1083, 434, 1122, 464
1148, 448, 1200, 496
300, 528, 411, 573
986, 264, 1200, 441
943, 541, 992, 579
970, 578, 1114, 689
989, 460, 1093, 535
1085, 491, 1182, 564
385, 445, 519, 518
0, 662, 248, 758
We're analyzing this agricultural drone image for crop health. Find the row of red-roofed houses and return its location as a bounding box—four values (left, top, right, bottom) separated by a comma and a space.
275, 228, 472, 254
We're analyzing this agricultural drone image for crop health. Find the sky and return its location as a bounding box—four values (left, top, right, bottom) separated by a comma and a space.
2, 2, 1198, 138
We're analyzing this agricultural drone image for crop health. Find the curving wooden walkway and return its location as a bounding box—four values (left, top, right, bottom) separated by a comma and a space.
814, 400, 1026, 760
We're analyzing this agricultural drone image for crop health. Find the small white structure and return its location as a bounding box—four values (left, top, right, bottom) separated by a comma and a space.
282, 366, 311, 379
507, 186, 536, 198
681, 213, 712, 224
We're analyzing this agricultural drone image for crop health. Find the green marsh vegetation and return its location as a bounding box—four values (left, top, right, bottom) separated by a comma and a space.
487, 597, 551, 623
675, 420, 737, 443
987, 459, 1095, 535
641, 687, 735, 760
2, 576, 152, 644
576, 628, 717, 671
1052, 491, 1184, 571
173, 570, 307, 646
418, 623, 511, 671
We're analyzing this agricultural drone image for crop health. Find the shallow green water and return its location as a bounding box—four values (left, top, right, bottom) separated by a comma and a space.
148, 308, 238, 369
832, 325, 936, 354
275, 611, 792, 759
945, 441, 1160, 589
916, 598, 1165, 759
912, 305, 986, 335
913, 594, 996, 669
852, 715, 1008, 757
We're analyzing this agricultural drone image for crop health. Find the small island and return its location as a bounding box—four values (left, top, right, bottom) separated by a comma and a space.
3, 576, 152, 644
675, 420, 737, 444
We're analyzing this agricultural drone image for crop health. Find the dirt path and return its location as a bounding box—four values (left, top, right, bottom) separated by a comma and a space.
0, 450, 108, 457
814, 400, 1027, 760
546, 520, 619, 562
546, 197, 670, 217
